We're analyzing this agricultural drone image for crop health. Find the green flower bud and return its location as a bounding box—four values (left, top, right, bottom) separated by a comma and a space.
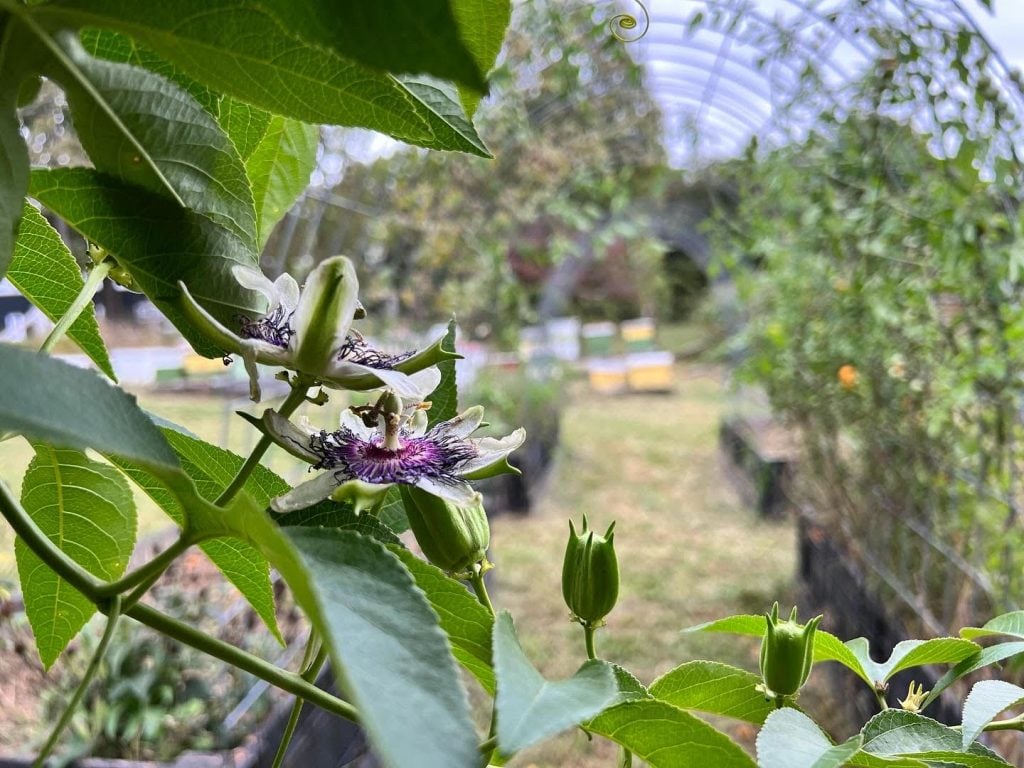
759, 603, 822, 698
291, 256, 359, 377
400, 485, 490, 575
562, 516, 619, 626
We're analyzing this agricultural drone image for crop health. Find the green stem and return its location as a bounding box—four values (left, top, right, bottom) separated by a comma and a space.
874, 688, 889, 711
125, 603, 359, 723
468, 566, 496, 617
33, 596, 122, 767
40, 260, 112, 357
95, 533, 192, 598
214, 381, 311, 506
583, 623, 598, 661
983, 714, 1024, 733
272, 632, 329, 768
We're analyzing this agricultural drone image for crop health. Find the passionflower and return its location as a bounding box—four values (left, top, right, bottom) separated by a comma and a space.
252, 390, 525, 514
178, 255, 457, 401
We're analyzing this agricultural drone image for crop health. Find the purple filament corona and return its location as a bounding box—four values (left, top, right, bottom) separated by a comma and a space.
308, 426, 477, 486
237, 305, 294, 348
336, 334, 416, 370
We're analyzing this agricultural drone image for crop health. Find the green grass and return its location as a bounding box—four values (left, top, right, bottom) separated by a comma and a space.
488, 361, 797, 766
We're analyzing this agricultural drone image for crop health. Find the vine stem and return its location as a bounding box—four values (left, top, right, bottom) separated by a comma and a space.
468, 564, 498, 767
94, 533, 192, 598
874, 688, 890, 711
40, 259, 113, 357
272, 631, 328, 768
33, 596, 122, 767
214, 379, 312, 506
468, 564, 495, 617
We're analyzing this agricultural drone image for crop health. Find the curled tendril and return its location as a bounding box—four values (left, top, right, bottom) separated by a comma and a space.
609, 1, 650, 43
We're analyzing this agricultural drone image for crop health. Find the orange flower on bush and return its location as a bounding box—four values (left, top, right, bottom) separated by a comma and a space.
837, 364, 859, 390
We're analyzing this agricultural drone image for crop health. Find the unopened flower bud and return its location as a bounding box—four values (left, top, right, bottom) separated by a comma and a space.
759, 603, 822, 698
562, 516, 619, 626
291, 256, 359, 377
400, 486, 490, 575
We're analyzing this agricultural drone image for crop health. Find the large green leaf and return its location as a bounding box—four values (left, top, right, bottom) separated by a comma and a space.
391, 546, 495, 693
32, 1, 490, 156
0, 344, 178, 471
755, 709, 862, 768
16, 444, 136, 668
844, 637, 980, 685
961, 681, 1024, 749
30, 168, 263, 356
17, 19, 257, 250
492, 611, 619, 755
280, 528, 479, 768
587, 699, 756, 768
649, 660, 775, 725
427, 318, 459, 426
218, 98, 274, 162
111, 426, 285, 643
858, 710, 1006, 764
961, 611, 1024, 641
8, 204, 114, 378
279, 497, 402, 547
923, 642, 1024, 709
376, 486, 410, 534
0, 12, 32, 275
245, 116, 318, 249
451, 0, 512, 117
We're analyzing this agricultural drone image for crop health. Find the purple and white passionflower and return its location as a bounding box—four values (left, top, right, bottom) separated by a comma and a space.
256, 393, 526, 514
178, 255, 456, 401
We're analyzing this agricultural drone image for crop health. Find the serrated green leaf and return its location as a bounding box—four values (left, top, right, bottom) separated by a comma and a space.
961, 611, 1024, 641
0, 13, 31, 274
923, 643, 1024, 709
0, 344, 178, 471
845, 637, 979, 684
18, 21, 257, 250
30, 168, 263, 357
9, 204, 114, 378
391, 546, 494, 693
755, 709, 861, 768
452, 0, 512, 117
859, 710, 1003, 762
650, 660, 775, 724
587, 699, 756, 768
427, 319, 459, 426
219, 98, 273, 162
34, 1, 491, 156
687, 613, 870, 685
376, 485, 410, 534
246, 116, 317, 249
493, 611, 618, 755
279, 497, 402, 547
961, 681, 1024, 749
16, 444, 135, 668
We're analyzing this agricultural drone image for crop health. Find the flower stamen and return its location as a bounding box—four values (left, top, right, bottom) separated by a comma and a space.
237, 304, 294, 349
336, 332, 416, 369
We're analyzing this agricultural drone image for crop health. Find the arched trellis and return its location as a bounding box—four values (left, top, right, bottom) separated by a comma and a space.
612, 0, 1024, 169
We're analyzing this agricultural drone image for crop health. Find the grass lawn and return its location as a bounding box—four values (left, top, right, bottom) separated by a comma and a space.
487, 361, 797, 766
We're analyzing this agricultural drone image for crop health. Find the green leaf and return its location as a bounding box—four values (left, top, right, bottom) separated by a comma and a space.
0, 344, 178, 471
961, 611, 1024, 641
961, 681, 1024, 749
427, 318, 459, 426
34, 1, 491, 157
755, 709, 861, 768
377, 486, 410, 534
245, 115, 318, 249
0, 13, 31, 274
16, 444, 135, 668
391, 546, 494, 693
649, 660, 775, 724
452, 0, 512, 117
923, 643, 1024, 709
687, 613, 870, 685
492, 611, 618, 755
858, 710, 1005, 763
21, 21, 257, 250
280, 528, 479, 768
279, 497, 402, 547
587, 699, 756, 768
111, 426, 284, 643
8, 204, 114, 378
845, 637, 980, 684
30, 168, 263, 356
219, 98, 274, 162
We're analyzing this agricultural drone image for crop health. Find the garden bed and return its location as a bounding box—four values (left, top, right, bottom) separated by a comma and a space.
719, 414, 799, 519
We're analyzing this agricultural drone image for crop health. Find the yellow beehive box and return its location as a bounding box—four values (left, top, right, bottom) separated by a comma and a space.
620, 317, 656, 352
626, 351, 674, 392
587, 358, 628, 394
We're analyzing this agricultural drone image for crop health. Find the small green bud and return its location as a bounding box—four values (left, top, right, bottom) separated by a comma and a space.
291, 256, 359, 377
400, 486, 490, 575
562, 515, 619, 626
759, 603, 822, 698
